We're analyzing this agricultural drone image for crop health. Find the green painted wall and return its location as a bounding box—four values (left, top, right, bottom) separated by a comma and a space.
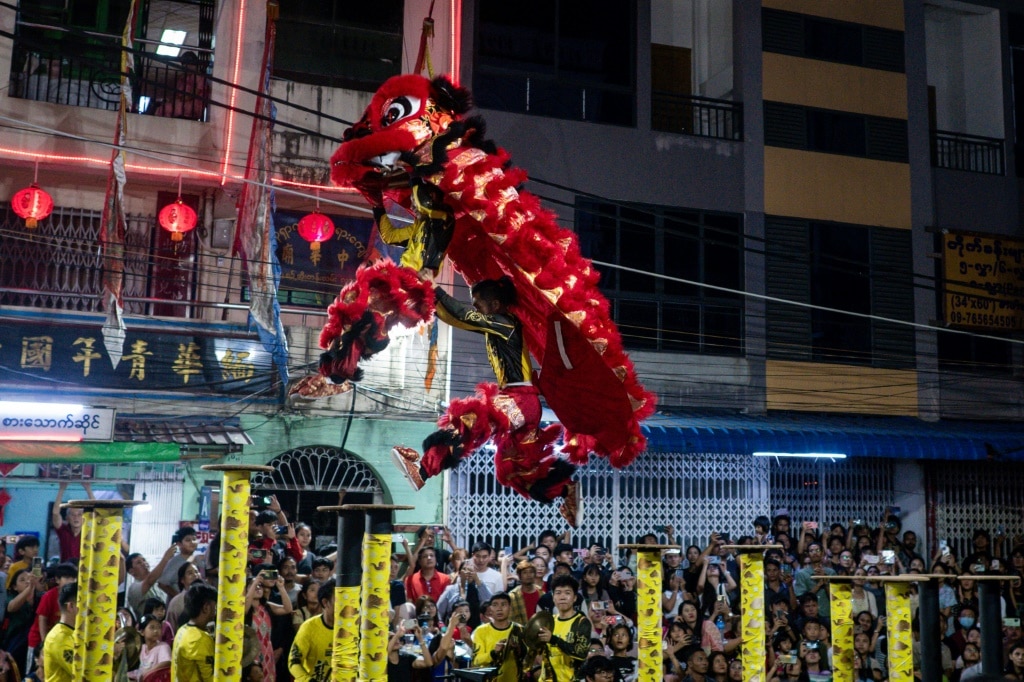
180, 414, 444, 527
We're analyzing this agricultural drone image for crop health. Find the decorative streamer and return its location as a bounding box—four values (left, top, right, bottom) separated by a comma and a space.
738, 551, 766, 682
830, 582, 854, 682
202, 464, 272, 681
359, 532, 390, 681
884, 581, 914, 682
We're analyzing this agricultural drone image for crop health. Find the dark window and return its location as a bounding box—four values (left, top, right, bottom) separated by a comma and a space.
576, 200, 744, 355
274, 1, 403, 90
810, 223, 871, 362
763, 8, 905, 73
937, 330, 1013, 373
474, 0, 636, 126
765, 101, 908, 162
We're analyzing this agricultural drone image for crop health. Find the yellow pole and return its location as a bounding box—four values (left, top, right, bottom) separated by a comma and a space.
737, 549, 768, 682
830, 582, 854, 682
344, 504, 411, 682
884, 581, 914, 682
72, 505, 96, 680
317, 505, 365, 682
201, 464, 274, 681
635, 550, 662, 682
68, 500, 140, 680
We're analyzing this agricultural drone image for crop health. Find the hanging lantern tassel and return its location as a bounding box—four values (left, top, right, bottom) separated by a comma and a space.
12, 183, 54, 229
297, 211, 335, 263
158, 198, 198, 242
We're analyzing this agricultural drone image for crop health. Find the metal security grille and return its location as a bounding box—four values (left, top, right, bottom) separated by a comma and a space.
927, 461, 1024, 561
0, 205, 156, 313
447, 448, 770, 556
769, 457, 895, 528
252, 445, 383, 495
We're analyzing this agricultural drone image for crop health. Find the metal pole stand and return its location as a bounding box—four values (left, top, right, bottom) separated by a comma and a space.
964, 574, 1022, 679
343, 504, 413, 682
201, 463, 274, 681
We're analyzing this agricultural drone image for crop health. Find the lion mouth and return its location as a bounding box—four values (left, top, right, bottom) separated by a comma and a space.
368, 151, 401, 170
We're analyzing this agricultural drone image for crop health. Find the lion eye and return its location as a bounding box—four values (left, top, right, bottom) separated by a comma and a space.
381, 96, 421, 127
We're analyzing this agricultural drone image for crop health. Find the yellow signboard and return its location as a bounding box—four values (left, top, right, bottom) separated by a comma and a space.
942, 231, 1024, 330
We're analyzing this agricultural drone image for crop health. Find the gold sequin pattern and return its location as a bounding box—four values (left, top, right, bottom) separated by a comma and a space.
214, 471, 252, 680
739, 552, 766, 682
884, 582, 913, 682
635, 551, 662, 682
80, 508, 122, 679
830, 583, 854, 682
359, 533, 390, 681
333, 585, 360, 682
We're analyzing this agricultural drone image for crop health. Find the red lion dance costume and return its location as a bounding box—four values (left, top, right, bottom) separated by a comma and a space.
319, 74, 655, 518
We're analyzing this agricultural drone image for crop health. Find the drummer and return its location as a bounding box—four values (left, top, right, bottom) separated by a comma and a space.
534, 576, 591, 681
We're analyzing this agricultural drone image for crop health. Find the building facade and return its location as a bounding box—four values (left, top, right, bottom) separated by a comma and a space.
0, 0, 1022, 561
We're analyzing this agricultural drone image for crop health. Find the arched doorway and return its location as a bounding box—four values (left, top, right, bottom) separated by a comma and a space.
252, 445, 384, 552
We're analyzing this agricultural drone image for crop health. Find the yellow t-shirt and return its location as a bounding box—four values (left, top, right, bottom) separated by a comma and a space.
471, 622, 520, 682
171, 623, 215, 682
42, 622, 75, 682
288, 615, 333, 682
548, 613, 590, 682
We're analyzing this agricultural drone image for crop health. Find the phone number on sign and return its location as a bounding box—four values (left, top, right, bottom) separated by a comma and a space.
947, 309, 1021, 329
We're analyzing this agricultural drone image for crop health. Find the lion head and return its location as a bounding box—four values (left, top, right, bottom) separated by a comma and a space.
330, 74, 473, 198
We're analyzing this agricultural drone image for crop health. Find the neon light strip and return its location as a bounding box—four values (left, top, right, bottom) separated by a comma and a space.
0, 435, 84, 442
450, 0, 462, 80
220, 0, 248, 184
0, 146, 223, 178
752, 452, 847, 459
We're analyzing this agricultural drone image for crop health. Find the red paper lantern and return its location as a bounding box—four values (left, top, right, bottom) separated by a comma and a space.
158, 198, 198, 242
297, 211, 335, 257
11, 183, 53, 229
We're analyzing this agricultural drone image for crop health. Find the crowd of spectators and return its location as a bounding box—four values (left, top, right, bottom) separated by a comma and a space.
0, 491, 1023, 682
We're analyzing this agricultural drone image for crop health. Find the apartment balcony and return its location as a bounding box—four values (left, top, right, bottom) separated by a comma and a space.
651, 91, 743, 141
931, 129, 1005, 176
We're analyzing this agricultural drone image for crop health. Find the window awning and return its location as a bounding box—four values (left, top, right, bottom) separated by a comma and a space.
641, 411, 1024, 460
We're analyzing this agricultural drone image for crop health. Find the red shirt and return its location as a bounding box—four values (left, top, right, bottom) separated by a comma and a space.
405, 570, 451, 604
56, 524, 81, 561
28, 586, 60, 647
522, 588, 541, 619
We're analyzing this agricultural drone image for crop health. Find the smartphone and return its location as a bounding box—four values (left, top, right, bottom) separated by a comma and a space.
939, 539, 950, 555
805, 521, 818, 531
882, 550, 895, 565
852, 519, 864, 527
392, 533, 405, 544
605, 615, 619, 625
503, 546, 513, 555
250, 494, 272, 508
4, 535, 17, 545
778, 653, 798, 665
274, 525, 288, 535
971, 563, 986, 574
717, 594, 729, 604
32, 557, 43, 578
261, 569, 278, 581
865, 555, 879, 564
249, 548, 266, 560
675, 569, 685, 579
890, 506, 901, 516
1004, 618, 1021, 628
781, 564, 792, 576
708, 555, 721, 565
591, 601, 606, 611
402, 618, 417, 630
992, 559, 1001, 570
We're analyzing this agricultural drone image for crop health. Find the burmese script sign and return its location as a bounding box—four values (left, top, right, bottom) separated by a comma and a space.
942, 230, 1024, 331
274, 209, 374, 306
0, 403, 115, 442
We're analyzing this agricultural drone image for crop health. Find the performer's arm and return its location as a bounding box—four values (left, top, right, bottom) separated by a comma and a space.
433, 287, 516, 339
374, 206, 416, 245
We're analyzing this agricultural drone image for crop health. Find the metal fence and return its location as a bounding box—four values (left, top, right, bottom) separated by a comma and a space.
651, 91, 743, 141
931, 130, 1005, 175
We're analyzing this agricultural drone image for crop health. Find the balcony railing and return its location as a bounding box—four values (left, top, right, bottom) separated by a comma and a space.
931, 129, 1005, 175
651, 91, 743, 141
9, 30, 210, 121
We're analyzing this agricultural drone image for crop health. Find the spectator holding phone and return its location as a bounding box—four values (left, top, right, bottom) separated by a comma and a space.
26, 562, 76, 656
3, 568, 43, 671
126, 545, 177, 618
5, 537, 40, 591
157, 526, 205, 598
245, 565, 293, 682
696, 554, 737, 617
250, 498, 303, 567
794, 541, 835, 621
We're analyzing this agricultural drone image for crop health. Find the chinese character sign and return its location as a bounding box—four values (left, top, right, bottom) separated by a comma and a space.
274, 209, 374, 304
943, 231, 1024, 331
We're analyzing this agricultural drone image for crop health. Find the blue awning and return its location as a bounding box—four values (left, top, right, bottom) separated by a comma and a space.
640, 411, 1024, 460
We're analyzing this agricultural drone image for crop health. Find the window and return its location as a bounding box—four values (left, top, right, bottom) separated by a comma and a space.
764, 102, 908, 162
576, 199, 743, 354
811, 223, 871, 362
937, 330, 1013, 373
474, 0, 636, 126
274, 1, 403, 91
1011, 13, 1024, 176
763, 8, 905, 72
766, 217, 914, 368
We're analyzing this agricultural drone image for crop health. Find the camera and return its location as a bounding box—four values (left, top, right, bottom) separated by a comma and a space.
251, 494, 272, 509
